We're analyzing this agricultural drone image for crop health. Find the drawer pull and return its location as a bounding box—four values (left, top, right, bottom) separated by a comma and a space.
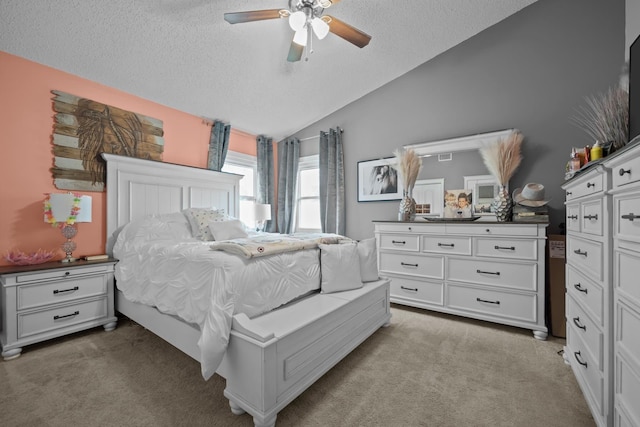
53, 286, 79, 295
392, 240, 406, 245
476, 297, 500, 305
400, 286, 418, 292
619, 168, 631, 176
583, 214, 598, 220
586, 182, 595, 188
401, 262, 419, 268
566, 191, 573, 196
476, 269, 500, 276
574, 351, 588, 368
574, 283, 588, 294
621, 213, 637, 221
572, 317, 586, 331
64, 271, 71, 276
494, 245, 515, 251
53, 310, 79, 321
573, 249, 588, 256
567, 215, 578, 220
437, 243, 455, 247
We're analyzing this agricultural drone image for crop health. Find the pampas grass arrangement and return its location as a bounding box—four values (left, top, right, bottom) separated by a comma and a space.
571, 87, 629, 150
393, 148, 422, 194
480, 130, 523, 186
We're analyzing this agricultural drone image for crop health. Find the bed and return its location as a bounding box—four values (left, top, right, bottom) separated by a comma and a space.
102, 153, 391, 427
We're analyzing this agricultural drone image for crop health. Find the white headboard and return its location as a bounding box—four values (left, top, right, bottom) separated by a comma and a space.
102, 153, 241, 255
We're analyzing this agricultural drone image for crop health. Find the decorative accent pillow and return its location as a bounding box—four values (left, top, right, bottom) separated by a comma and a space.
357, 238, 379, 282
208, 219, 249, 241
319, 243, 363, 294
183, 208, 226, 241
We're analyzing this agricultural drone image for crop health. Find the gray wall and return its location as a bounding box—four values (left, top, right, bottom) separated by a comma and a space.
292, 0, 626, 239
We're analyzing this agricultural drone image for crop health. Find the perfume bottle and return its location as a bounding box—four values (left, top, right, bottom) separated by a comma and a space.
569, 148, 581, 172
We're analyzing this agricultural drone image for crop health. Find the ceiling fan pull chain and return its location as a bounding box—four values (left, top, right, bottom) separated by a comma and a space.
306, 25, 313, 61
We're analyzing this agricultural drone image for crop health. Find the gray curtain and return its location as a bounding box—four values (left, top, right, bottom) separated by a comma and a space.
256, 135, 275, 232
319, 127, 345, 235
207, 120, 230, 171
276, 137, 300, 234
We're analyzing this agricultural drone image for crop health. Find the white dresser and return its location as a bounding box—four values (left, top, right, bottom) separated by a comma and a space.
0, 258, 118, 360
374, 221, 548, 339
603, 145, 640, 427
562, 164, 613, 427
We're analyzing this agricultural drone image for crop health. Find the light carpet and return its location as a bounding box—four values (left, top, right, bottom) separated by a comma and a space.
0, 305, 594, 427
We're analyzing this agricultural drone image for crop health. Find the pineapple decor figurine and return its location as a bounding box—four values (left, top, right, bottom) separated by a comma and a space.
394, 148, 422, 221
479, 130, 523, 222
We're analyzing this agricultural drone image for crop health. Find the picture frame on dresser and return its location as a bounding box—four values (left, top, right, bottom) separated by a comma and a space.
463, 175, 502, 216
357, 157, 402, 202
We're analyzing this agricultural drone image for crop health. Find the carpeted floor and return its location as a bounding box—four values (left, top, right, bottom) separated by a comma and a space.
0, 304, 594, 427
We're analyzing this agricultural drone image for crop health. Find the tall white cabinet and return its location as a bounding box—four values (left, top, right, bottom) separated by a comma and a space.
374, 221, 548, 340
562, 141, 640, 427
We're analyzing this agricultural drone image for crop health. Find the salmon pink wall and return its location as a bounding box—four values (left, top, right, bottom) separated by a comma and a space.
0, 51, 256, 266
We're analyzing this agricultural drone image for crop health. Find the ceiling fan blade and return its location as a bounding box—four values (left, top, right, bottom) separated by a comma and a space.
287, 41, 304, 62
224, 9, 284, 24
319, 0, 342, 7
322, 15, 371, 48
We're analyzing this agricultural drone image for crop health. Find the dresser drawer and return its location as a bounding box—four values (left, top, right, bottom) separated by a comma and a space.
617, 249, 640, 304
447, 283, 536, 323
14, 264, 113, 283
422, 236, 471, 255
18, 298, 108, 339
447, 258, 536, 291
566, 203, 581, 233
611, 153, 640, 188
566, 265, 604, 325
375, 223, 445, 234
389, 277, 443, 306
379, 253, 444, 280
613, 192, 640, 242
17, 275, 107, 310
566, 295, 603, 370
446, 224, 538, 236
616, 355, 640, 427
474, 237, 537, 260
581, 199, 603, 236
565, 172, 604, 201
566, 235, 603, 281
379, 234, 420, 252
566, 329, 604, 417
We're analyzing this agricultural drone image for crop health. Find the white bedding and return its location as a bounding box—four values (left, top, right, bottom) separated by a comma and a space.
113, 212, 323, 380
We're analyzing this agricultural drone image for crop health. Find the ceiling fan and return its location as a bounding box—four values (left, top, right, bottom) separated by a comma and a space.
224, 0, 372, 62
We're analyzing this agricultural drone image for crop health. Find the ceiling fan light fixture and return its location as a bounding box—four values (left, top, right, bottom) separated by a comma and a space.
293, 28, 308, 46
311, 17, 329, 39
289, 11, 306, 31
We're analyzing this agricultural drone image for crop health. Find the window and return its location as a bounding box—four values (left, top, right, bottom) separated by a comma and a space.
296, 155, 321, 232
222, 151, 257, 228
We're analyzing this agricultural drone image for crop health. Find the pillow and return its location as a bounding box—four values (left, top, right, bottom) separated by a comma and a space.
319, 243, 363, 294
183, 208, 226, 241
208, 219, 249, 241
357, 238, 379, 282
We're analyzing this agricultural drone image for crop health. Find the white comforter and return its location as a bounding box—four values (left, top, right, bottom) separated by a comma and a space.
113, 213, 321, 380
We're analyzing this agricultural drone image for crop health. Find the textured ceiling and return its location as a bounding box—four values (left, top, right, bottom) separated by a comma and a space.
0, 0, 537, 140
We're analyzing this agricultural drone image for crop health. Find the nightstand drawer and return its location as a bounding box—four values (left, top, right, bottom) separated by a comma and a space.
17, 275, 107, 310
18, 298, 108, 339
14, 264, 112, 283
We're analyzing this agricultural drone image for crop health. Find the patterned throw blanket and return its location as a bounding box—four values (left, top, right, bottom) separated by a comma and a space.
210, 232, 351, 259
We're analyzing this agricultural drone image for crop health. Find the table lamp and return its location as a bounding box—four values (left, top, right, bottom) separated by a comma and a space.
254, 203, 271, 232
44, 193, 92, 262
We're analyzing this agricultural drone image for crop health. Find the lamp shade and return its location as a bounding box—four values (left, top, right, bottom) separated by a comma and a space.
254, 203, 272, 222
45, 193, 92, 224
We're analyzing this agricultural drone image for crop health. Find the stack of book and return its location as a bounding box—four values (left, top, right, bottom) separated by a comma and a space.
512, 204, 549, 222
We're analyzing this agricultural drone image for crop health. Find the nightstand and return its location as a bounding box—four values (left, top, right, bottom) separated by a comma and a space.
0, 258, 118, 360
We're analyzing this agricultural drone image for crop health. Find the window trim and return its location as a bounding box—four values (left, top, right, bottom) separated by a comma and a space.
222, 151, 257, 227
295, 154, 321, 233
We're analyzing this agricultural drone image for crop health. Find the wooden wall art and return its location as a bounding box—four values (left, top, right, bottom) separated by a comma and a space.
51, 90, 164, 191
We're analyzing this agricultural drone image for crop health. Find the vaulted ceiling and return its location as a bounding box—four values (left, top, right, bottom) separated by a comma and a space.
0, 0, 537, 140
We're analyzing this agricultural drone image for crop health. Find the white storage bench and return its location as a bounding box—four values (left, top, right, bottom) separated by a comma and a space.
219, 278, 391, 427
